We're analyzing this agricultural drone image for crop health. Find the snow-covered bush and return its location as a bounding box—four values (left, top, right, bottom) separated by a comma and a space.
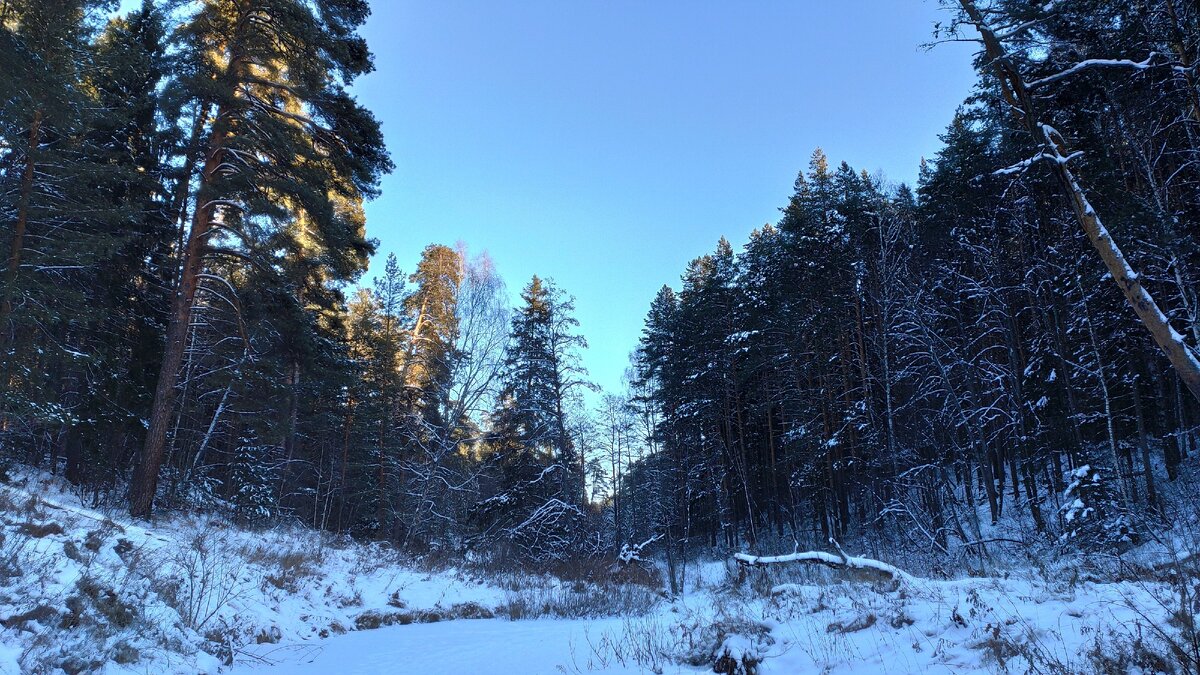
1060, 464, 1136, 551
0, 490, 217, 673
239, 535, 323, 593
577, 614, 681, 673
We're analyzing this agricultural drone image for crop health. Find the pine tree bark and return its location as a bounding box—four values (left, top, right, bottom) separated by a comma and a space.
0, 108, 42, 356
167, 103, 211, 278
128, 31, 245, 517
959, 0, 1200, 405
128, 127, 227, 517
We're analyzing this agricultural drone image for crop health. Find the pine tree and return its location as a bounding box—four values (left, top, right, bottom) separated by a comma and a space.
0, 0, 106, 347
0, 0, 105, 425
60, 1, 175, 487
955, 0, 1200, 403
130, 0, 391, 518
0, 1, 174, 483
400, 244, 463, 426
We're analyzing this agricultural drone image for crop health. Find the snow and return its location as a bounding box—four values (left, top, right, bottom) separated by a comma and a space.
233, 566, 1180, 674
722, 573, 1168, 674
0, 467, 1195, 674
0, 644, 20, 675
0, 470, 511, 673
229, 618, 641, 675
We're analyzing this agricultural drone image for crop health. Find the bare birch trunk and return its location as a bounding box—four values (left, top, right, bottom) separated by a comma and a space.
959, 0, 1200, 404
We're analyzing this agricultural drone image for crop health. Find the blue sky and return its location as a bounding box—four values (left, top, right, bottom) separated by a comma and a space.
352, 1, 979, 398
112, 1, 978, 398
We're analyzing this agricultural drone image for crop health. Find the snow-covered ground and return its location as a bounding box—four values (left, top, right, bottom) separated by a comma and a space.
230, 618, 637, 675
229, 568, 1178, 675
0, 468, 1192, 674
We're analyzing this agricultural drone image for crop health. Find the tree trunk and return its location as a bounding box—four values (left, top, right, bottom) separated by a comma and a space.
129, 106, 232, 518
337, 395, 354, 532
0, 108, 42, 356
1079, 277, 1134, 511
1132, 375, 1157, 510
167, 102, 211, 283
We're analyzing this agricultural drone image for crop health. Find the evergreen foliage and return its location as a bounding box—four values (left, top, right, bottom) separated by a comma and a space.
0, 0, 1198, 574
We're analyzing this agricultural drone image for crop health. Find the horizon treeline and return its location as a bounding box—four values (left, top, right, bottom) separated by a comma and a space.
3, 0, 1200, 578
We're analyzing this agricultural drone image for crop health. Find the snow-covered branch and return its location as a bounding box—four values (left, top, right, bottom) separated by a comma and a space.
992, 148, 1083, 175
1027, 53, 1156, 90
617, 533, 663, 566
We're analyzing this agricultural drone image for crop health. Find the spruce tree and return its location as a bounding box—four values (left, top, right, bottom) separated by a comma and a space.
479, 276, 593, 561
500, 276, 593, 503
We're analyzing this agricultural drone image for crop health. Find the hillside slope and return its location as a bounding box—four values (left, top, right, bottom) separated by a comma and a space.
0, 468, 1194, 674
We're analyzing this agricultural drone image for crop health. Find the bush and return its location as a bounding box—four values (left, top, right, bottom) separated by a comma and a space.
499, 581, 659, 620
148, 530, 249, 631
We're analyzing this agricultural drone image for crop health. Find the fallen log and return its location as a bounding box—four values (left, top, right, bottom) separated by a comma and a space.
733, 539, 914, 584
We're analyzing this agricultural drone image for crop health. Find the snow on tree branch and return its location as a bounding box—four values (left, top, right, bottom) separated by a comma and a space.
1027, 53, 1157, 90
617, 533, 663, 566
993, 149, 1084, 175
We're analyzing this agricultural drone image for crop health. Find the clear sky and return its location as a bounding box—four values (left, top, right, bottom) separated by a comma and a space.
351, 1, 980, 398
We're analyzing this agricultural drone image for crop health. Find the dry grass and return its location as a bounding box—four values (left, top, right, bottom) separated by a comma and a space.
353, 602, 495, 630
498, 581, 660, 620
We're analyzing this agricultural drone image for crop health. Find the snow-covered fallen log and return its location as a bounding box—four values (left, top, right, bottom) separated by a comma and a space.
733, 540, 914, 584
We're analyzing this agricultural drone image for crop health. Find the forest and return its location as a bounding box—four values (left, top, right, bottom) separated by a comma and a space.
4, 1, 1200, 671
